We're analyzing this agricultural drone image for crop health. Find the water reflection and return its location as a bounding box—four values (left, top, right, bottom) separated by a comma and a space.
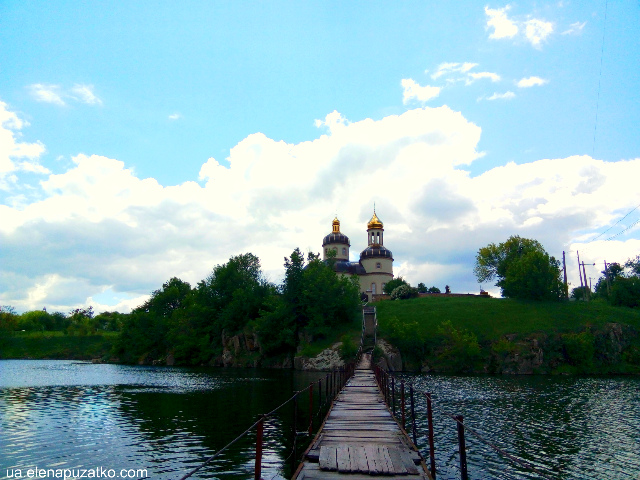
1, 361, 639, 480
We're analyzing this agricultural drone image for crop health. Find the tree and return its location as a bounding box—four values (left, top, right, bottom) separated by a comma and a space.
417, 282, 427, 293
427, 286, 441, 294
474, 236, 562, 301
383, 277, 409, 295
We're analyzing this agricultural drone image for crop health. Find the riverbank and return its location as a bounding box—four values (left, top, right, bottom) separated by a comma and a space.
0, 331, 117, 361
376, 295, 640, 374
3, 297, 640, 375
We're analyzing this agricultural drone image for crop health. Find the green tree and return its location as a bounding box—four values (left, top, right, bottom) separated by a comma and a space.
383, 277, 409, 295
427, 286, 441, 294
417, 282, 427, 293
474, 236, 562, 300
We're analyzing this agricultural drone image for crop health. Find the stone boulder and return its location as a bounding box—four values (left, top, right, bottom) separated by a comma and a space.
376, 339, 403, 371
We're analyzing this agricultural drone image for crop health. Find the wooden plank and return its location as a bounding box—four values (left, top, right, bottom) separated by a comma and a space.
319, 446, 337, 471
387, 446, 408, 475
351, 446, 369, 473
398, 449, 419, 475
379, 446, 393, 474
364, 445, 380, 475
336, 445, 351, 473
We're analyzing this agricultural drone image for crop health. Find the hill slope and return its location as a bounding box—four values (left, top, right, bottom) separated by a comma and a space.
376, 296, 640, 374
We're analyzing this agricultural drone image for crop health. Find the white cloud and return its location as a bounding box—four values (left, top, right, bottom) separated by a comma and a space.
0, 101, 47, 180
484, 6, 554, 48
401, 79, 441, 104
27, 83, 103, 106
169, 113, 182, 120
517, 76, 549, 88
525, 19, 554, 47
1, 103, 639, 312
431, 62, 478, 80
467, 72, 501, 84
482, 91, 516, 101
485, 5, 518, 39
70, 84, 103, 105
28, 84, 66, 106
562, 21, 586, 35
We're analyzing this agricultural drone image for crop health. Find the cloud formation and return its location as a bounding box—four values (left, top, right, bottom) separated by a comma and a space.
562, 21, 586, 35
27, 83, 103, 106
485, 5, 519, 39
0, 101, 47, 183
517, 76, 548, 88
1, 100, 638, 312
485, 5, 554, 48
401, 79, 441, 104
482, 91, 516, 101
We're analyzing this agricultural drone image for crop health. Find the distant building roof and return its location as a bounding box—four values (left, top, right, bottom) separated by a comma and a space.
360, 245, 393, 260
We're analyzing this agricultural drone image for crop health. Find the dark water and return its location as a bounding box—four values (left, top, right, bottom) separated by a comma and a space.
1, 361, 639, 480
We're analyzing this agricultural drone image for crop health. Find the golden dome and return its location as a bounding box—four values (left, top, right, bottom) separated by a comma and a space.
332, 216, 341, 233
367, 212, 383, 230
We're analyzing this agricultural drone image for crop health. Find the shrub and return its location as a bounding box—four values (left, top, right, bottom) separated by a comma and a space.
436, 320, 481, 372
562, 331, 595, 368
339, 334, 358, 361
390, 284, 418, 300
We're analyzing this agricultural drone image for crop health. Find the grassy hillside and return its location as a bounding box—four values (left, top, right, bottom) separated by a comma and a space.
376, 296, 640, 373
0, 331, 117, 360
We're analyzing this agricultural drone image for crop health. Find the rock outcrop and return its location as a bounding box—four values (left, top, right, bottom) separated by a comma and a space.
294, 343, 345, 371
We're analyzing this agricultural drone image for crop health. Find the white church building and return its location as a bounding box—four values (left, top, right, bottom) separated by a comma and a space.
321, 211, 394, 300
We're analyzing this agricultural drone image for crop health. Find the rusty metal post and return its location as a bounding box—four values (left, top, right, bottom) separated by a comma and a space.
426, 393, 436, 479
391, 376, 396, 417
255, 415, 264, 480
317, 378, 322, 411
456, 415, 468, 480
308, 383, 314, 435
410, 385, 417, 446
401, 380, 406, 430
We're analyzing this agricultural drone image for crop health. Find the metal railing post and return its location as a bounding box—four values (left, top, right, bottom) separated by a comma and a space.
308, 383, 314, 435
401, 380, 406, 430
426, 392, 436, 479
255, 415, 264, 480
410, 384, 417, 446
391, 376, 396, 417
456, 415, 468, 480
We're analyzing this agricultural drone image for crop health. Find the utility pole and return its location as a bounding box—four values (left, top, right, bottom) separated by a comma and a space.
604, 260, 611, 297
582, 261, 590, 301
562, 251, 569, 299
577, 251, 585, 300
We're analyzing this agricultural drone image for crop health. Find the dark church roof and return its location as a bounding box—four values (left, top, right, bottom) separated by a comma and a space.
322, 232, 351, 247
360, 245, 394, 261
328, 259, 366, 275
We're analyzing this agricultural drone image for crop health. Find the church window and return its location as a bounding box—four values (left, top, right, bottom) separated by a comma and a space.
342, 247, 346, 255
382, 283, 386, 291
376, 262, 381, 269
371, 283, 376, 294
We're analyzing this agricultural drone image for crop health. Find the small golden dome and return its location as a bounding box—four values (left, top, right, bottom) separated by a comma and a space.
332, 216, 340, 233
367, 212, 383, 230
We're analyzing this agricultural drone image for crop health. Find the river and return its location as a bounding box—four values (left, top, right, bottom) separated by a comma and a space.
0, 360, 639, 479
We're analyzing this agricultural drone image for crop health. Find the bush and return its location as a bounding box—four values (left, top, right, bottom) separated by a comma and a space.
610, 277, 640, 308
436, 320, 481, 372
339, 334, 358, 361
390, 284, 418, 300
562, 331, 595, 368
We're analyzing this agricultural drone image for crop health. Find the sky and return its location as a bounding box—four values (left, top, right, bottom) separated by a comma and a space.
1, 1, 639, 313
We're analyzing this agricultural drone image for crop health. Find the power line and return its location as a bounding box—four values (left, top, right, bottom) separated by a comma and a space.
592, 0, 608, 157
589, 201, 640, 242
605, 218, 640, 241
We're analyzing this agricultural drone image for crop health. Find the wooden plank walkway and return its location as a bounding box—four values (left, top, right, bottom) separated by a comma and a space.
292, 354, 431, 479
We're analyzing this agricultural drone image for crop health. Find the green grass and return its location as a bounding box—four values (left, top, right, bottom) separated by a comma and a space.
376, 295, 640, 342
0, 331, 117, 360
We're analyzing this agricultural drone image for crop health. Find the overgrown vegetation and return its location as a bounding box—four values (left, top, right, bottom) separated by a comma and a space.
377, 295, 640, 374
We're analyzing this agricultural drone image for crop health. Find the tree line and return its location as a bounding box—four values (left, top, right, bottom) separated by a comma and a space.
0, 249, 361, 365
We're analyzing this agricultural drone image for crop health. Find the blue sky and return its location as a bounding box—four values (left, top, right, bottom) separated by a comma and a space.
1, 1, 639, 312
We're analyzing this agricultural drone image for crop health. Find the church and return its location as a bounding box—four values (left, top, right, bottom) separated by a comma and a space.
321, 211, 394, 300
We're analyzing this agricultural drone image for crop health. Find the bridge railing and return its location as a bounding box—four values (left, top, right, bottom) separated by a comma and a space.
372, 363, 554, 480
178, 361, 358, 480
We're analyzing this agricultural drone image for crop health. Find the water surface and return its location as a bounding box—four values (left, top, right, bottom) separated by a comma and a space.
1, 361, 639, 479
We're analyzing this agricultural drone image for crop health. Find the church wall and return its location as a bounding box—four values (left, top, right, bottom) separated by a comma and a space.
359, 272, 393, 296
322, 243, 349, 261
